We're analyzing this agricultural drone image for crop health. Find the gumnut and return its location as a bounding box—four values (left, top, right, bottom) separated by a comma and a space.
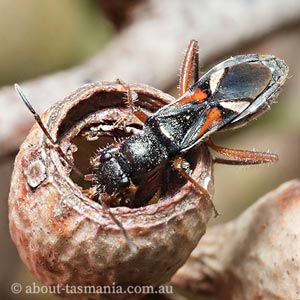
9, 82, 214, 299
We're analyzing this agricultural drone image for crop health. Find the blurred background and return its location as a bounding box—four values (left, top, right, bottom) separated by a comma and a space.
0, 0, 300, 299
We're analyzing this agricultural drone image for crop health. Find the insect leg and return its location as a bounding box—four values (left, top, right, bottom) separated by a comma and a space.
99, 197, 137, 253
173, 155, 219, 217
116, 79, 149, 123
84, 174, 96, 181
206, 138, 278, 165
76, 190, 137, 253
179, 40, 200, 96
133, 164, 165, 207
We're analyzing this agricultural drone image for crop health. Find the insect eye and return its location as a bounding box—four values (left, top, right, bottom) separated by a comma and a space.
100, 151, 112, 163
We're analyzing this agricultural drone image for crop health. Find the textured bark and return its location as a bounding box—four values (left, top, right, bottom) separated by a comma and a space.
2, 0, 300, 157
172, 180, 300, 300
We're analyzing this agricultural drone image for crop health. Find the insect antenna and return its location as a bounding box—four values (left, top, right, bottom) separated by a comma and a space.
14, 84, 83, 177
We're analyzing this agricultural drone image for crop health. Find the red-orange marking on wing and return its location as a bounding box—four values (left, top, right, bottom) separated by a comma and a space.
175, 87, 207, 105
197, 107, 222, 139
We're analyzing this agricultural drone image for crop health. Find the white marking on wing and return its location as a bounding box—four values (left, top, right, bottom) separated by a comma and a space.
160, 126, 172, 139
210, 69, 225, 93
220, 101, 250, 113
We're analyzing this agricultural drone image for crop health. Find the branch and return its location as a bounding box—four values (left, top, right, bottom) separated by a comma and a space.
2, 0, 300, 156
171, 180, 300, 300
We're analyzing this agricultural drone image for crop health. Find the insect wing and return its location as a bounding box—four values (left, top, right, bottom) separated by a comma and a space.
227, 55, 288, 127
146, 100, 208, 154
152, 55, 288, 152
197, 54, 289, 130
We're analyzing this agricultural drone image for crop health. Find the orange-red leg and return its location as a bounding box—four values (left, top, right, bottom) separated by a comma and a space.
173, 155, 219, 217
117, 79, 149, 123
206, 138, 278, 165
179, 40, 200, 96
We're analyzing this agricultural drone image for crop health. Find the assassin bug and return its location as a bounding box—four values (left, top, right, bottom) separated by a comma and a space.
15, 40, 288, 250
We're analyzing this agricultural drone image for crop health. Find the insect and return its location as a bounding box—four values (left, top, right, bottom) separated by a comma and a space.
86, 41, 288, 212
15, 40, 288, 250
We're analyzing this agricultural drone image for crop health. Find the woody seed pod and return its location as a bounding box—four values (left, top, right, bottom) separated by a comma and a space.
9, 82, 213, 299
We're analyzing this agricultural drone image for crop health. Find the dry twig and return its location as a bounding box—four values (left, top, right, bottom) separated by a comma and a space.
1, 0, 300, 156
172, 180, 300, 300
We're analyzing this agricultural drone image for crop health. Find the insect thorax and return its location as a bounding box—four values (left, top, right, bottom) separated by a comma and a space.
96, 130, 169, 194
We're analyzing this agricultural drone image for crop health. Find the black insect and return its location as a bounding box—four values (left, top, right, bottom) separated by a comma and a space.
89, 41, 288, 213
15, 40, 289, 251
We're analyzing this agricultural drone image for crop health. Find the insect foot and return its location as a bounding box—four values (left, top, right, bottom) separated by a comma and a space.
9, 82, 214, 300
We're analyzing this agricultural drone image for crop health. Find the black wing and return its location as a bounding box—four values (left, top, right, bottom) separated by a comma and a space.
146, 54, 288, 153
